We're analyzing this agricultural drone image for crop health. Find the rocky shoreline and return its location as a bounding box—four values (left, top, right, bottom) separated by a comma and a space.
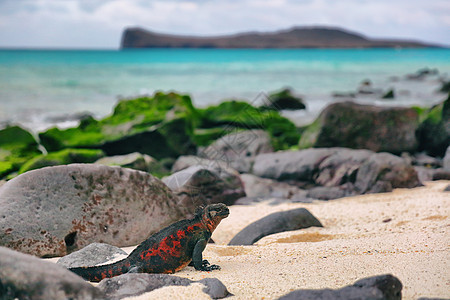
0, 75, 449, 299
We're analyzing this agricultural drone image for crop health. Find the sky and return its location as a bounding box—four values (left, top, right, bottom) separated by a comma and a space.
0, 0, 449, 49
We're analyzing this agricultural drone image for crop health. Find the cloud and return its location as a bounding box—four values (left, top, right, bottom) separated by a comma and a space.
0, 0, 448, 48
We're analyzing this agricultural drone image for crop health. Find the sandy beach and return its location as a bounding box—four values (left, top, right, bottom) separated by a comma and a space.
71, 180, 449, 299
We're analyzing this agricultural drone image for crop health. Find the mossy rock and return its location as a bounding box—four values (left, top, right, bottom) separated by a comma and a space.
0, 125, 42, 178
19, 148, 105, 174
416, 93, 450, 156
198, 100, 299, 150
192, 127, 236, 147
39, 92, 200, 159
298, 101, 420, 154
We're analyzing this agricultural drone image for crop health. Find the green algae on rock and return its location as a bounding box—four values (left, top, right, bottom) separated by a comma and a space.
0, 125, 42, 178
39, 92, 200, 159
19, 148, 105, 174
197, 100, 299, 150
298, 101, 420, 154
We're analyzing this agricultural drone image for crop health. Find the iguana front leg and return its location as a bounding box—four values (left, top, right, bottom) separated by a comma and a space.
192, 239, 221, 271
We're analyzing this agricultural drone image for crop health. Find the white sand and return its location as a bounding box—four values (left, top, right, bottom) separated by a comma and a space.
51, 181, 450, 299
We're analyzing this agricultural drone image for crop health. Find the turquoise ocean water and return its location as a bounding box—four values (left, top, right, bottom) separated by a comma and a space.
0, 48, 449, 131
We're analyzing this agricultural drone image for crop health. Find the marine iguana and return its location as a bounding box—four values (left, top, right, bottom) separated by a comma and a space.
69, 203, 229, 282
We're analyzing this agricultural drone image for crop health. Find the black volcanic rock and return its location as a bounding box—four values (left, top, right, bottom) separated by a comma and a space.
121, 26, 437, 49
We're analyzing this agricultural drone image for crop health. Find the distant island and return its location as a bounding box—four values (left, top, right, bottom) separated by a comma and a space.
121, 26, 438, 49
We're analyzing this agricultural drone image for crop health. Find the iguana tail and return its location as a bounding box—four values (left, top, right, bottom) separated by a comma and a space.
69, 259, 132, 282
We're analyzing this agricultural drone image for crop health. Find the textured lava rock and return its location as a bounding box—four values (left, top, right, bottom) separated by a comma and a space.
0, 164, 187, 257
199, 129, 273, 173
298, 101, 420, 154
163, 165, 245, 207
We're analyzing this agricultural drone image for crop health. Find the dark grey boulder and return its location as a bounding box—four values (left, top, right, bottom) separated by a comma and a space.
162, 165, 245, 207
298, 101, 420, 154
57, 242, 127, 268
444, 185, 450, 192
252, 148, 336, 181
96, 273, 230, 299
0, 246, 103, 300
355, 153, 421, 194
0, 164, 187, 257
381, 89, 395, 99
278, 274, 402, 300
199, 129, 273, 173
252, 148, 421, 196
228, 208, 322, 245
262, 88, 306, 110
240, 173, 307, 199
416, 94, 450, 157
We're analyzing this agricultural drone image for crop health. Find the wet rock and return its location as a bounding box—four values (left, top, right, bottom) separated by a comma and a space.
357, 79, 377, 94
95, 152, 169, 177
381, 89, 395, 99
162, 165, 245, 207
228, 208, 322, 245
96, 273, 230, 299
298, 101, 420, 154
240, 173, 307, 199
199, 130, 273, 173
355, 152, 421, 194
439, 80, 450, 93
57, 242, 127, 268
0, 164, 187, 257
262, 88, 306, 110
406, 67, 438, 80
278, 274, 402, 300
332, 91, 356, 98
0, 246, 103, 300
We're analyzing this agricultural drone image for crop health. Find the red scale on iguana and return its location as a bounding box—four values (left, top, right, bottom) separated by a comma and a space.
69, 203, 229, 282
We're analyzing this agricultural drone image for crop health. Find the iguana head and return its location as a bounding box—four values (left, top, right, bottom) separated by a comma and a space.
200, 203, 229, 232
